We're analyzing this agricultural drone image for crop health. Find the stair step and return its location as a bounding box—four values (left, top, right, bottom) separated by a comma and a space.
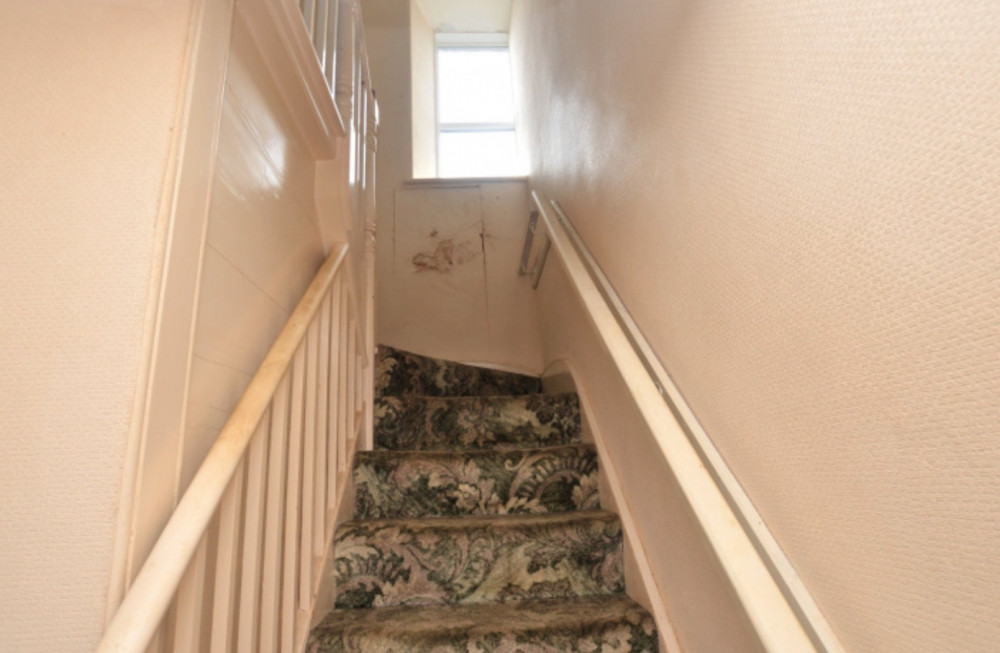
353, 444, 600, 519
332, 511, 623, 609
374, 393, 581, 451
306, 595, 658, 652
376, 345, 543, 398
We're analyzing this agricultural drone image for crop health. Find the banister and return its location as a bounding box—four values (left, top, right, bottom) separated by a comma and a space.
96, 243, 349, 653
527, 190, 844, 653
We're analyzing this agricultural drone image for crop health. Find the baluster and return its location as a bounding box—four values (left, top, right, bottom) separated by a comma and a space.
259, 375, 291, 651
324, 0, 339, 89
337, 289, 350, 474
314, 292, 332, 553
300, 320, 319, 608
327, 277, 343, 511
173, 537, 208, 653
312, 0, 329, 72
281, 346, 307, 653
210, 463, 245, 653
300, 0, 317, 43
148, 623, 167, 653
236, 412, 271, 653
347, 320, 358, 448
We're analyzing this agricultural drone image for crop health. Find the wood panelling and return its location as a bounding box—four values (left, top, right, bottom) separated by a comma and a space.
182, 12, 325, 497
378, 180, 543, 373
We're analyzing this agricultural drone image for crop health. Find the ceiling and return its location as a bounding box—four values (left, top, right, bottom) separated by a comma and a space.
414, 0, 512, 32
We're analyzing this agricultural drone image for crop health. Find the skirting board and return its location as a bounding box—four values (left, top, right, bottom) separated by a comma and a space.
542, 360, 683, 653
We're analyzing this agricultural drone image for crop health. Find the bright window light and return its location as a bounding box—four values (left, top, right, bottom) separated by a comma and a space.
438, 49, 514, 124
437, 42, 519, 178
439, 131, 518, 178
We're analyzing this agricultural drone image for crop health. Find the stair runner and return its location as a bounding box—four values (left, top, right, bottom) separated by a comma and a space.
307, 346, 658, 652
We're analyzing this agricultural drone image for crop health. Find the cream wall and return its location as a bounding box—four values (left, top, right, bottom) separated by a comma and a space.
511, 1, 1000, 652
360, 0, 414, 347
365, 0, 540, 369
0, 1, 197, 649
410, 0, 436, 177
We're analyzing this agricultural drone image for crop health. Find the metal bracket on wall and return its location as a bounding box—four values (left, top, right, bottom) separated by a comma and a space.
518, 208, 553, 289
518, 209, 540, 275
530, 233, 551, 289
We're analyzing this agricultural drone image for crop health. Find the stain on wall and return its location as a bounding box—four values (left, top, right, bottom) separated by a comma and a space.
379, 180, 543, 373
412, 237, 482, 272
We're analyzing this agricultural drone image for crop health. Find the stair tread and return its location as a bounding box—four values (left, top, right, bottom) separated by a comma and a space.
307, 595, 658, 652
333, 511, 623, 609
376, 345, 543, 398
354, 444, 600, 519
374, 393, 581, 451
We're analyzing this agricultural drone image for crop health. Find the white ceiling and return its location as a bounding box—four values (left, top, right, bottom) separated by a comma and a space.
414, 0, 512, 33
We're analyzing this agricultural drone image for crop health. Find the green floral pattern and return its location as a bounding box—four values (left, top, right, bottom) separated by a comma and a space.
354, 444, 600, 519
333, 512, 624, 609
308, 347, 658, 652
376, 345, 542, 398
374, 393, 582, 451
307, 595, 658, 653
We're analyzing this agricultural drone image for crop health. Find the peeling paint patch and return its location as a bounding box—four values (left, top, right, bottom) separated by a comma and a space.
412, 238, 479, 273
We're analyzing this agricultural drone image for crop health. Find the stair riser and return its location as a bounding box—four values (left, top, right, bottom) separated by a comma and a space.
376, 346, 543, 398
354, 445, 600, 519
374, 393, 582, 451
333, 514, 624, 609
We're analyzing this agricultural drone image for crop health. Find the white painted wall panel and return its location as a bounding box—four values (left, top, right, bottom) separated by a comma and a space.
182, 13, 325, 495
379, 181, 543, 372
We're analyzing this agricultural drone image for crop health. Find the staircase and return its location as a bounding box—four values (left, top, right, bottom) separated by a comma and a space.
307, 346, 658, 652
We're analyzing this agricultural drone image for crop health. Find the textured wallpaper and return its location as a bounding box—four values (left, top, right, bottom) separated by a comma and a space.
0, 3, 195, 650
512, 1, 1000, 651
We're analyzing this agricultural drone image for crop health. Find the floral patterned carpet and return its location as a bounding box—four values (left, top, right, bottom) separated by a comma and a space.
307, 346, 658, 652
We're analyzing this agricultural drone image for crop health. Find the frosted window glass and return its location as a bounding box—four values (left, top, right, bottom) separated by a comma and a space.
438, 49, 514, 124
439, 131, 518, 178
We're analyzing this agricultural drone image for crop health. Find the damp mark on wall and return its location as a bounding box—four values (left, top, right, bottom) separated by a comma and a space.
412, 238, 480, 272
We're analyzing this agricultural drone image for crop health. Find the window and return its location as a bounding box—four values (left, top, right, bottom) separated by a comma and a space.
436, 34, 520, 178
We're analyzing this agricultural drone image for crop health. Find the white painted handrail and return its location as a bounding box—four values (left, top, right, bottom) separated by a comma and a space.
529, 190, 844, 653
97, 244, 361, 653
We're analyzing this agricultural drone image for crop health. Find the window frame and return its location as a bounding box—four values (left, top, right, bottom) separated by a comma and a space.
434, 32, 517, 178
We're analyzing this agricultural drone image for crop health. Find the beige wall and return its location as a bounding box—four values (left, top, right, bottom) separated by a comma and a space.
511, 1, 1000, 651
410, 0, 436, 177
536, 259, 761, 652
0, 1, 197, 649
366, 1, 541, 369
360, 0, 414, 348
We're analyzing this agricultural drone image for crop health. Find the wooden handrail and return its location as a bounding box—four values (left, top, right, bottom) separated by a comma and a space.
96, 243, 349, 653
530, 191, 832, 653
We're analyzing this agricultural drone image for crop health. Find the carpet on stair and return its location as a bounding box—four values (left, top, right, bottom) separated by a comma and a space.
306, 345, 658, 652
333, 511, 624, 609
374, 393, 582, 451
353, 444, 600, 519
376, 345, 543, 398
307, 595, 657, 653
